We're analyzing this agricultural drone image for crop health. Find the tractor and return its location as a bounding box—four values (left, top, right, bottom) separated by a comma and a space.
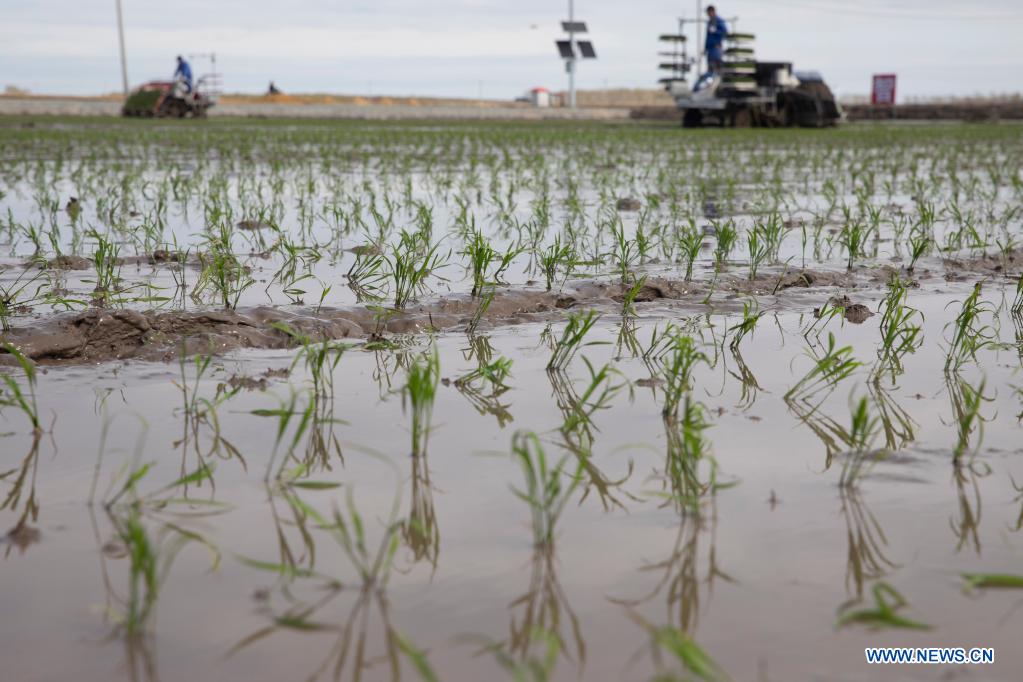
122, 64, 220, 118
658, 27, 841, 128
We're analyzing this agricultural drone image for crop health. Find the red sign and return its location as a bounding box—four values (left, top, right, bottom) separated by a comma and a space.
871, 74, 897, 105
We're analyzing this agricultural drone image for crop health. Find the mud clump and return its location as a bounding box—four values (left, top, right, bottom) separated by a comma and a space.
45, 255, 91, 270
825, 295, 874, 324
615, 197, 642, 211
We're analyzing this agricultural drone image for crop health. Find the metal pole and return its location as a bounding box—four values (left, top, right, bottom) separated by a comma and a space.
696, 0, 702, 76
568, 0, 576, 109
115, 0, 129, 95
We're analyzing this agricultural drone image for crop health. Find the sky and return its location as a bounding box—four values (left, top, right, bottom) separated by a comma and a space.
2, 0, 1022, 100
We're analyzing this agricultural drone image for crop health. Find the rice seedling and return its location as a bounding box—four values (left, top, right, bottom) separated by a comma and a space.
943, 283, 998, 372
785, 333, 862, 401
620, 275, 647, 318
836, 582, 930, 631
677, 219, 703, 282
906, 230, 930, 272
558, 358, 627, 435
627, 611, 728, 682
838, 218, 870, 270
386, 229, 447, 309
961, 572, 1023, 591
403, 348, 440, 457
0, 344, 42, 433
745, 225, 769, 281
712, 219, 737, 270
1012, 274, 1023, 315
1, 261, 57, 332
873, 277, 924, 379
726, 299, 763, 351
462, 228, 497, 297
537, 235, 575, 292
546, 310, 602, 371
193, 232, 255, 310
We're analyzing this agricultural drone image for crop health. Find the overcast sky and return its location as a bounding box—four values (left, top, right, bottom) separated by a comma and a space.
2, 0, 1022, 100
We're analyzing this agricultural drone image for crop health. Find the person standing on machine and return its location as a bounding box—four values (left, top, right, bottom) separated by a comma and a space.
704, 5, 728, 73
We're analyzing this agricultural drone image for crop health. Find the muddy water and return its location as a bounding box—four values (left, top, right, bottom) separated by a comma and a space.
1, 289, 1021, 682
2, 120, 1023, 681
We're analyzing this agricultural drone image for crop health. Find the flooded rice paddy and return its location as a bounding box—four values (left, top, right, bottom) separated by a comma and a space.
2, 117, 1023, 681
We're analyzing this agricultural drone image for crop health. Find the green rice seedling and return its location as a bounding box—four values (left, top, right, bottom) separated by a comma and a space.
453, 353, 513, 427
836, 582, 930, 631
785, 333, 862, 401
620, 275, 647, 318
712, 219, 737, 270
0, 344, 41, 433
726, 299, 763, 351
1012, 274, 1023, 315
961, 572, 1023, 591
608, 212, 638, 283
838, 396, 882, 488
345, 247, 387, 303
558, 358, 627, 435
387, 229, 447, 309
838, 218, 869, 270
510, 431, 581, 548
906, 231, 930, 273
677, 220, 703, 282
660, 333, 710, 419
944, 283, 998, 372
745, 225, 769, 281
757, 212, 786, 262
628, 611, 727, 682
873, 277, 924, 379
403, 348, 440, 457
462, 228, 497, 297
802, 301, 845, 339
547, 310, 602, 371
537, 235, 575, 292
0, 262, 48, 332
87, 229, 122, 304
194, 233, 255, 310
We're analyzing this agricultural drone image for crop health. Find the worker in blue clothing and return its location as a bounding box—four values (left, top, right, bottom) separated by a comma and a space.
704, 5, 728, 73
174, 55, 193, 93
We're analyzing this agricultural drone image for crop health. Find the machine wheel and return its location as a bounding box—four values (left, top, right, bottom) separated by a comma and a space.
777, 95, 796, 127
682, 109, 703, 128
158, 98, 188, 119
729, 107, 753, 128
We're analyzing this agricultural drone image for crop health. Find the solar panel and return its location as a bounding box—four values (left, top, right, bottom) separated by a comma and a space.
561, 21, 587, 33
555, 40, 575, 59
577, 41, 596, 59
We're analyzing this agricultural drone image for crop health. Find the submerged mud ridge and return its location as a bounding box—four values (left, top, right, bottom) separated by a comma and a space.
1, 268, 898, 366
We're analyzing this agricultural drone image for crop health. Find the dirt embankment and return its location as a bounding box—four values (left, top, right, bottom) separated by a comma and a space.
0, 265, 948, 367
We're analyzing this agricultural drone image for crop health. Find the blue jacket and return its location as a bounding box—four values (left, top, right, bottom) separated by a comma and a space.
705, 16, 728, 60
174, 60, 193, 84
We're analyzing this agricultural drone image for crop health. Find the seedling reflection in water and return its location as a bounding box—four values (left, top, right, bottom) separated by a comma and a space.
836, 582, 930, 631
403, 348, 440, 458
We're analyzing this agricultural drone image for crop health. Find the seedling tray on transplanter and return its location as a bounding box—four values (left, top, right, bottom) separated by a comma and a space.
724, 47, 755, 57
727, 32, 755, 42
658, 34, 687, 42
